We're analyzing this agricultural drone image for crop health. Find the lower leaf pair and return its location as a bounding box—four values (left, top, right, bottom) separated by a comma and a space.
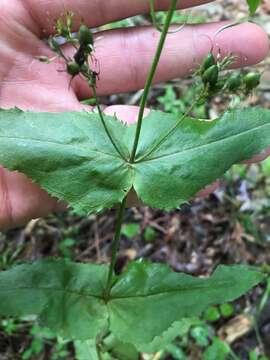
0, 258, 264, 350
0, 107, 270, 214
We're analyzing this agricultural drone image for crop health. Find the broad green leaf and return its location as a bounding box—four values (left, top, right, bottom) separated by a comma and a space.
0, 108, 270, 212
0, 108, 132, 214
131, 109, 270, 209
0, 259, 109, 339
137, 318, 201, 353
0, 259, 264, 346
108, 261, 264, 346
246, 0, 261, 15
102, 334, 139, 360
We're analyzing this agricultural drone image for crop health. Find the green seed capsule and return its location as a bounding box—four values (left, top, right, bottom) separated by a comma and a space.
200, 53, 215, 75
80, 64, 89, 74
202, 64, 219, 87
78, 24, 93, 47
226, 73, 242, 92
66, 61, 81, 76
244, 72, 261, 90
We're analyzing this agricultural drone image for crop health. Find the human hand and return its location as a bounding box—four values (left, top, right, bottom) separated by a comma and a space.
0, 0, 269, 229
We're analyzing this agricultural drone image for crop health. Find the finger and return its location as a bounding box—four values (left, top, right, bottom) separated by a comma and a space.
104, 105, 148, 124
0, 49, 84, 112
73, 22, 269, 98
24, 0, 213, 35
0, 167, 59, 229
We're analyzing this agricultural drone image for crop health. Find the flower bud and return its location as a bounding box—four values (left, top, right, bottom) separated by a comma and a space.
66, 61, 81, 76
78, 24, 94, 47
200, 53, 215, 75
226, 73, 242, 92
244, 72, 261, 91
202, 65, 219, 87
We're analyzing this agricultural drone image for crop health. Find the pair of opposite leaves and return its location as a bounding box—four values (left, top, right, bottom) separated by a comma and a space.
0, 258, 264, 347
0, 107, 269, 214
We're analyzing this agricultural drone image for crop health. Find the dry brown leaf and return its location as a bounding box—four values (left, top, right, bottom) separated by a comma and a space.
218, 314, 253, 344
124, 248, 137, 260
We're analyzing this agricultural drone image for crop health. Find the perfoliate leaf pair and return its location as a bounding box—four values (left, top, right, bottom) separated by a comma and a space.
0, 107, 270, 214
0, 259, 264, 347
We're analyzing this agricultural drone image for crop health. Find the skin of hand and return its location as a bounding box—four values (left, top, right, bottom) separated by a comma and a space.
0, 0, 269, 229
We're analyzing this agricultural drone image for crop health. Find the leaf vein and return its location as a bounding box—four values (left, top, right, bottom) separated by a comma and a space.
110, 279, 234, 299
1, 286, 104, 301
138, 122, 270, 162
0, 135, 121, 159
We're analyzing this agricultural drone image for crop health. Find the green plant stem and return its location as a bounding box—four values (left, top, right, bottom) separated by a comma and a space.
253, 317, 265, 352
104, 196, 127, 301
150, 0, 163, 32
150, 0, 188, 34
214, 17, 250, 37
129, 0, 178, 163
91, 86, 127, 161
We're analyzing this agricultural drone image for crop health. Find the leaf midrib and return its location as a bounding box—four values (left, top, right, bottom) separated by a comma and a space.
0, 135, 121, 160
1, 285, 103, 300
111, 279, 237, 299
1, 279, 235, 301
137, 121, 270, 163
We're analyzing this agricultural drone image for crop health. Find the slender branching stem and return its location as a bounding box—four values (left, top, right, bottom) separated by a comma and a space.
103, 0, 177, 300
104, 196, 127, 301
135, 91, 205, 162
150, 0, 188, 34
129, 0, 178, 163
91, 86, 127, 161
150, 0, 163, 32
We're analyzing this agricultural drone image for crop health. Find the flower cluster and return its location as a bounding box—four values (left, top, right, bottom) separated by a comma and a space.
39, 12, 99, 89
199, 52, 261, 98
